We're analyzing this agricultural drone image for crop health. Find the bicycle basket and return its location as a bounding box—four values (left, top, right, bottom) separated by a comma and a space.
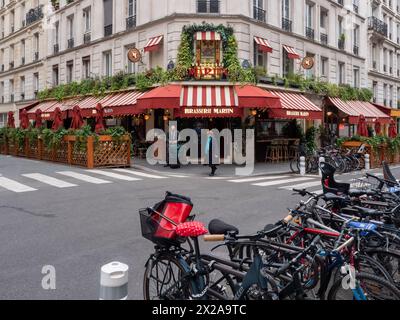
139, 208, 194, 246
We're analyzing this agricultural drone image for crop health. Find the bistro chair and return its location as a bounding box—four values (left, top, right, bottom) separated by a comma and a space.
266, 140, 280, 163
281, 139, 290, 162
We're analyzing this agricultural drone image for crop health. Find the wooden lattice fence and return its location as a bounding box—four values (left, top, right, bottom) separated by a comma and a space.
0, 135, 131, 169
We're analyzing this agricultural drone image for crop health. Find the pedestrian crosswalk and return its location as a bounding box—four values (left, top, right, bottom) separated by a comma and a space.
221, 174, 324, 192
0, 169, 172, 194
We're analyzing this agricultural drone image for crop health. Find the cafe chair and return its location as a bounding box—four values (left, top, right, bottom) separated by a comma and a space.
266, 140, 280, 163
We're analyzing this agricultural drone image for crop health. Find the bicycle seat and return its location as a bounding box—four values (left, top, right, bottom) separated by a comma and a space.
353, 206, 383, 217
175, 221, 208, 238
208, 219, 239, 235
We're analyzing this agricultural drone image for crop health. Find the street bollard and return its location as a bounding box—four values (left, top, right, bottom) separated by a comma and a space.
365, 154, 370, 171
300, 156, 306, 176
319, 157, 325, 177
100, 262, 129, 300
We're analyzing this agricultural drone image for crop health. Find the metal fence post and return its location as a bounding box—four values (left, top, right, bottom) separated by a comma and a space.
365, 154, 370, 171
300, 156, 306, 176
100, 262, 129, 300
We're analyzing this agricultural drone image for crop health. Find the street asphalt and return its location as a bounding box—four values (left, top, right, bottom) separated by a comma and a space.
0, 154, 398, 300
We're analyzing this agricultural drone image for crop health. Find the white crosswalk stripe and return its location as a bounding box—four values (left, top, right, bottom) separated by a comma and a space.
252, 177, 315, 187
57, 171, 112, 184
0, 177, 37, 193
86, 170, 142, 181
228, 176, 289, 183
279, 180, 322, 191
22, 173, 78, 188
113, 169, 167, 179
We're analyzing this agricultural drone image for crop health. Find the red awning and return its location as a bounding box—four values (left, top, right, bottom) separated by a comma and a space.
265, 91, 322, 120
236, 85, 281, 109
283, 45, 300, 59
27, 101, 59, 120
254, 37, 273, 53
327, 97, 391, 124
137, 85, 181, 110
195, 31, 221, 41
144, 35, 163, 52
97, 91, 146, 117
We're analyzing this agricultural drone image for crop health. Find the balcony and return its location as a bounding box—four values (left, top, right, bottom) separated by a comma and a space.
253, 6, 266, 23
84, 32, 91, 44
282, 18, 292, 32
26, 6, 43, 26
320, 33, 328, 45
305, 27, 314, 40
368, 16, 388, 38
104, 24, 113, 37
53, 44, 59, 54
67, 38, 74, 49
126, 15, 136, 30
353, 4, 359, 14
353, 45, 359, 55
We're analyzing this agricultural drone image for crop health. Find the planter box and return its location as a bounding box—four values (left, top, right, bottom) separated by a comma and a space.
342, 141, 363, 148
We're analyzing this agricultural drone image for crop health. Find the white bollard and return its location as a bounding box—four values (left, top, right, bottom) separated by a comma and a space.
100, 262, 129, 300
300, 156, 306, 176
319, 157, 325, 177
365, 154, 370, 171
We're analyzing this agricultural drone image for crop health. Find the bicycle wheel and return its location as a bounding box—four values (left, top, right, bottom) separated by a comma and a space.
328, 272, 400, 300
143, 254, 192, 300
290, 158, 300, 174
207, 269, 237, 300
365, 249, 400, 287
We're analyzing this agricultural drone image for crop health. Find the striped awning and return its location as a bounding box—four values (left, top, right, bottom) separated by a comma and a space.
327, 97, 391, 124
254, 36, 273, 53
266, 91, 322, 120
144, 35, 163, 52
283, 45, 300, 59
195, 31, 221, 41
180, 86, 239, 107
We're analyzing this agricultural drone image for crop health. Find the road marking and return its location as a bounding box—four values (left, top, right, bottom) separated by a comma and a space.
57, 171, 112, 184
205, 176, 231, 180
228, 176, 289, 183
279, 180, 321, 191
22, 173, 78, 188
113, 169, 167, 179
166, 174, 191, 178
0, 177, 37, 193
86, 170, 142, 181
252, 177, 314, 187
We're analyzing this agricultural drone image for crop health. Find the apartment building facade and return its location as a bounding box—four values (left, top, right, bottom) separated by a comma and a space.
0, 0, 379, 128
367, 0, 400, 111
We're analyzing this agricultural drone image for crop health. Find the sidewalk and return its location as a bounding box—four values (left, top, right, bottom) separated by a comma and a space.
131, 158, 292, 177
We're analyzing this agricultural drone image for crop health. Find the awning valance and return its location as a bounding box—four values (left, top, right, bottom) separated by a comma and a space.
283, 45, 300, 59
327, 97, 391, 124
180, 85, 238, 107
373, 103, 400, 118
266, 91, 322, 120
254, 37, 273, 53
144, 35, 163, 52
195, 31, 221, 41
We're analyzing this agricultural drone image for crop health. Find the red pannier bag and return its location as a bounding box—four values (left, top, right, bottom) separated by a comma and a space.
152, 192, 193, 240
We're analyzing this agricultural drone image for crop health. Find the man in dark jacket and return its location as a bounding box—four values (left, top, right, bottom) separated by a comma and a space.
205, 130, 218, 176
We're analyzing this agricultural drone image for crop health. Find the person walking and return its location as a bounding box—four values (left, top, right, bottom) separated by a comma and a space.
165, 124, 180, 169
205, 130, 218, 176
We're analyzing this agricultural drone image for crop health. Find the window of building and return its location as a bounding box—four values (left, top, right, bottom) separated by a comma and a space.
83, 7, 91, 32
282, 51, 294, 77
0, 113, 6, 128
321, 56, 328, 78
320, 7, 328, 29
253, 0, 265, 22
52, 65, 59, 86
20, 76, 25, 100
9, 79, 14, 102
103, 0, 113, 36
67, 15, 74, 43
338, 62, 345, 85
353, 24, 359, 55
125, 45, 136, 74
33, 72, 39, 96
253, 42, 267, 70
21, 39, 25, 64
353, 66, 360, 88
82, 56, 91, 79
66, 60, 74, 83
103, 51, 112, 77
197, 0, 219, 13
373, 81, 378, 102
128, 0, 136, 17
